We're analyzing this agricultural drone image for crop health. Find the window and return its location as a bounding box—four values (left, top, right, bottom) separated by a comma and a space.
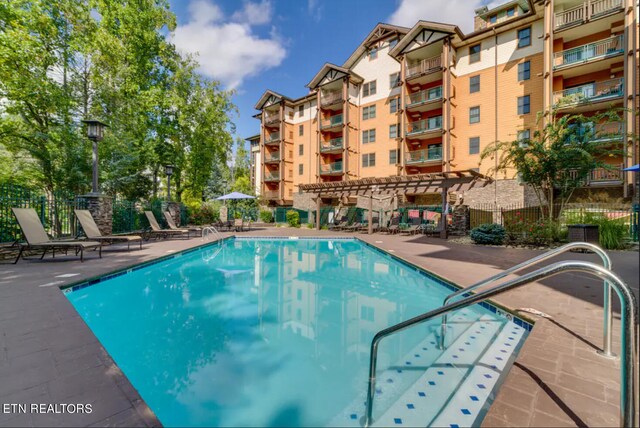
289, 131, 293, 139
389, 124, 399, 139
298, 164, 303, 175
507, 7, 515, 16
518, 95, 530, 114
363, 80, 377, 97
298, 144, 304, 156
389, 38, 398, 49
390, 97, 399, 113
362, 153, 376, 168
389, 72, 401, 88
428, 86, 442, 100
369, 47, 378, 60
297, 289, 302, 300
360, 305, 375, 321
469, 106, 480, 123
469, 44, 481, 63
298, 105, 304, 116
518, 27, 531, 48
470, 75, 480, 93
469, 137, 480, 154
389, 149, 399, 165
518, 61, 530, 81
489, 14, 497, 24
288, 111, 294, 119
298, 124, 304, 136
362, 129, 376, 144
362, 105, 376, 120
517, 129, 530, 147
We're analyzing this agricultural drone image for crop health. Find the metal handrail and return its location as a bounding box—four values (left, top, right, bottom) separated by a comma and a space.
364, 261, 637, 427
201, 226, 222, 241
440, 242, 614, 356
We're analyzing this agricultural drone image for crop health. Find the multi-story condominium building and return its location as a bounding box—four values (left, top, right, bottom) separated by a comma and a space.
251, 0, 638, 208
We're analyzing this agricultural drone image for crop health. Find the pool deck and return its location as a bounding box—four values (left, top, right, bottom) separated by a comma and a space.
0, 227, 637, 427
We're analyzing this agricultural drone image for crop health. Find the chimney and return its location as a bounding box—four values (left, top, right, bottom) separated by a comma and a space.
474, 6, 489, 31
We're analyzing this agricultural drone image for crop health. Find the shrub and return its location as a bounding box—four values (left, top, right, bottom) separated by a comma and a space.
569, 213, 628, 250
260, 210, 274, 223
470, 223, 505, 245
504, 211, 557, 246
189, 202, 219, 225
305, 223, 314, 229
286, 210, 300, 227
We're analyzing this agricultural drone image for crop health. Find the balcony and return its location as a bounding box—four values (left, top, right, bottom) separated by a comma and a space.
553, 78, 623, 109
554, 35, 623, 70
405, 116, 443, 139
264, 112, 280, 125
405, 55, 442, 80
405, 86, 443, 112
320, 137, 343, 153
264, 151, 280, 163
569, 164, 623, 186
319, 161, 343, 175
565, 121, 623, 144
554, 0, 623, 30
265, 132, 281, 145
264, 171, 280, 182
263, 190, 280, 199
405, 145, 443, 166
320, 91, 343, 109
320, 114, 344, 131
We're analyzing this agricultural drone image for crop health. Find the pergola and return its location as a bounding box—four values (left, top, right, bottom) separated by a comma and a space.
299, 170, 493, 236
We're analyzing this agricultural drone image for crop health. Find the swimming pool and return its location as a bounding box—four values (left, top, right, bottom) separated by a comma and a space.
65, 238, 531, 427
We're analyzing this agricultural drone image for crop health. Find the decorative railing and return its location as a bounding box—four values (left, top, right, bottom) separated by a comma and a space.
263, 190, 280, 199
565, 121, 623, 144
320, 91, 343, 106
554, 35, 623, 69
265, 151, 280, 162
321, 114, 343, 129
319, 162, 343, 174
554, 0, 623, 28
264, 112, 280, 124
405, 116, 443, 136
405, 55, 442, 79
405, 145, 443, 164
553, 78, 623, 107
569, 164, 623, 184
406, 86, 443, 107
265, 132, 281, 143
320, 137, 343, 152
264, 171, 280, 181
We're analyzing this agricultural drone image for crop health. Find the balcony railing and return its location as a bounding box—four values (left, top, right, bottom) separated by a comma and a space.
264, 151, 280, 162
264, 112, 280, 124
406, 86, 443, 108
320, 91, 343, 107
554, 0, 623, 29
320, 137, 343, 152
263, 190, 280, 199
264, 171, 280, 181
405, 116, 443, 136
265, 133, 281, 144
405, 55, 442, 79
565, 121, 623, 144
553, 78, 623, 107
569, 164, 623, 185
554, 35, 623, 69
320, 114, 343, 130
405, 145, 443, 165
319, 162, 343, 174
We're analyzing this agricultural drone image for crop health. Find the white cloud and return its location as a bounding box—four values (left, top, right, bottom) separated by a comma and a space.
388, 0, 503, 34
171, 0, 286, 89
307, 0, 323, 21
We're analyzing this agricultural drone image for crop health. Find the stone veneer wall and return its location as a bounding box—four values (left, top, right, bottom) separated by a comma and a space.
462, 179, 544, 207
83, 194, 112, 235
166, 201, 181, 226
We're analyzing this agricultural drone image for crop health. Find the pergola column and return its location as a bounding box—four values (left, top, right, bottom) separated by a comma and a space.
367, 192, 373, 235
315, 196, 321, 230
440, 186, 449, 239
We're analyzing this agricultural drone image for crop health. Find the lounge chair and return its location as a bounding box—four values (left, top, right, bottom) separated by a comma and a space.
144, 211, 189, 239
343, 222, 362, 232
75, 210, 142, 251
381, 217, 400, 234
163, 211, 201, 238
400, 224, 423, 235
358, 218, 379, 232
234, 218, 247, 232
11, 208, 102, 263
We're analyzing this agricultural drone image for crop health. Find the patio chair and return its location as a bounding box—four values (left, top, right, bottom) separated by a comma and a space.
11, 208, 102, 263
144, 211, 189, 239
382, 217, 400, 234
234, 218, 245, 232
163, 211, 201, 238
328, 217, 348, 231
75, 210, 143, 251
400, 223, 422, 235
343, 222, 363, 232
358, 218, 379, 232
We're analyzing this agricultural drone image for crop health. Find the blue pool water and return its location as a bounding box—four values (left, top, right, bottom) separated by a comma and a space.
65, 238, 530, 427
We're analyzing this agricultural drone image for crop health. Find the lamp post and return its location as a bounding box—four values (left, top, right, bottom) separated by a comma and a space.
165, 164, 174, 201
82, 119, 108, 194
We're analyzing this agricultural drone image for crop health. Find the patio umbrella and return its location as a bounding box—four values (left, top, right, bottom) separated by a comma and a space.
216, 192, 256, 220
623, 164, 639, 172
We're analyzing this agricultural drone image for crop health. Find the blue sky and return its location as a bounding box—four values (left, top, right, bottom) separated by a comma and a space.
168, 0, 496, 146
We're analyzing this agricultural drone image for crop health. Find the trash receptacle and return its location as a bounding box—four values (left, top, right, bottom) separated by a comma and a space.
567, 224, 599, 246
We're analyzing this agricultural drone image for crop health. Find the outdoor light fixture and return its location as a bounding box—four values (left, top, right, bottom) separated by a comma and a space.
82, 119, 108, 194
165, 164, 175, 201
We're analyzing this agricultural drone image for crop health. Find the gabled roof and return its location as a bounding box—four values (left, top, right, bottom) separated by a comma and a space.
306, 63, 363, 89
253, 90, 292, 110
342, 23, 410, 69
388, 21, 463, 58
245, 134, 260, 142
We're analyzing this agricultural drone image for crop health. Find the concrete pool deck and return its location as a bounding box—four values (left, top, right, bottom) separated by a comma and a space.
0, 227, 637, 427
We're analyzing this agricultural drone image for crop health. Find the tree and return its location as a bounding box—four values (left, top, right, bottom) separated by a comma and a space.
480, 109, 624, 220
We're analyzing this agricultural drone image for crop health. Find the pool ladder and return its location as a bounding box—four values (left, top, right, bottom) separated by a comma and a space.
363, 245, 638, 428
201, 226, 223, 241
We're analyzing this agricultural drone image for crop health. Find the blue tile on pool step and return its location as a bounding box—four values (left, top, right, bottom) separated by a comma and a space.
450, 425, 460, 428
477, 384, 486, 389
437, 371, 444, 375
350, 414, 357, 420
428, 381, 436, 386
418, 392, 426, 397
484, 374, 493, 378
406, 404, 415, 409
461, 409, 471, 415
394, 418, 402, 424
470, 396, 479, 401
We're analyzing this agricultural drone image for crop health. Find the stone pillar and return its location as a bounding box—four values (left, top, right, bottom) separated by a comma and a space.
220, 206, 228, 222
82, 194, 112, 235
166, 201, 181, 226
450, 205, 470, 236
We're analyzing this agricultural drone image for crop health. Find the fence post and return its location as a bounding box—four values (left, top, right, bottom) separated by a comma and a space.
39, 195, 46, 227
